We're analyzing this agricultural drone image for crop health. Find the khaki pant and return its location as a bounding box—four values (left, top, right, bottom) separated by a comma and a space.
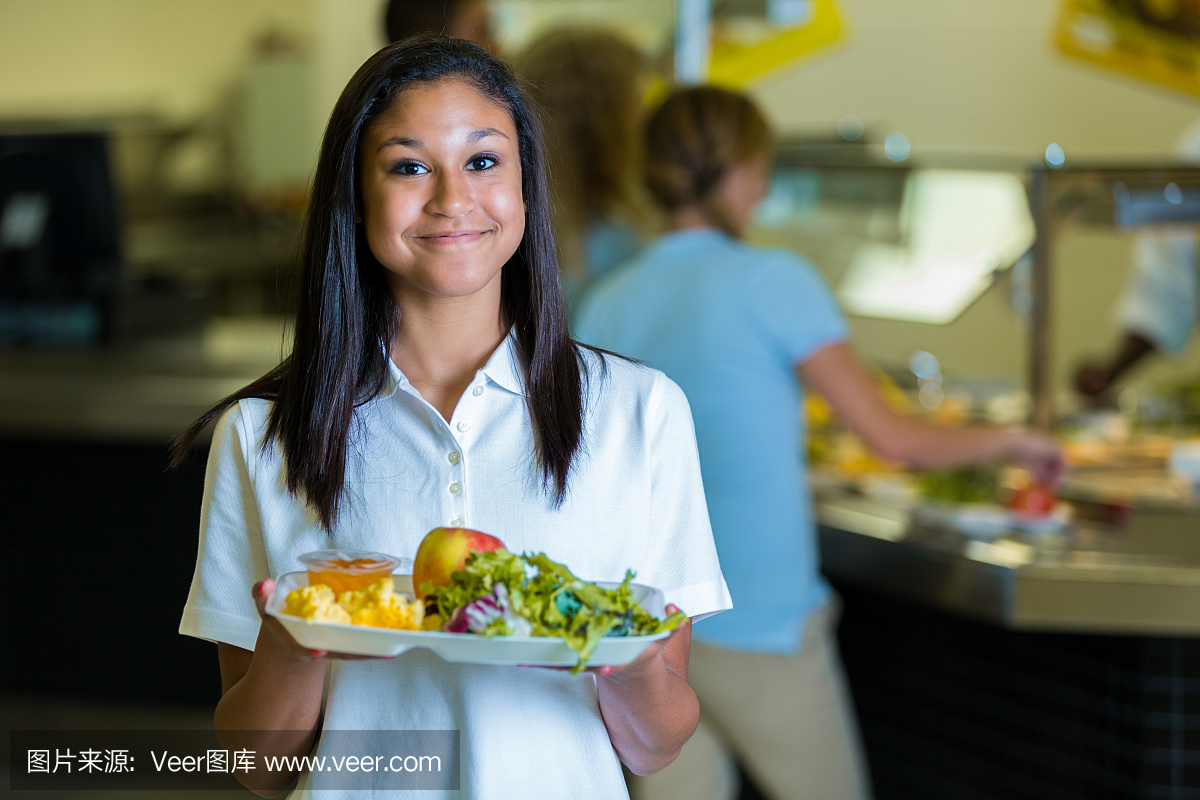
629, 600, 873, 800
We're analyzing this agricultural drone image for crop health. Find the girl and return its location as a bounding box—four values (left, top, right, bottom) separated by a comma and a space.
176, 38, 729, 798
576, 86, 1064, 800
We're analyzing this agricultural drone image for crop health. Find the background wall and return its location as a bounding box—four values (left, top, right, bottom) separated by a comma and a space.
2, 0, 1198, 397
747, 0, 1200, 400
755, 0, 1200, 160
0, 0, 313, 121
7, 1, 1194, 162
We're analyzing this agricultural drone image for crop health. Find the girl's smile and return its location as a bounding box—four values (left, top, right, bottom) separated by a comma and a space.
413, 228, 493, 244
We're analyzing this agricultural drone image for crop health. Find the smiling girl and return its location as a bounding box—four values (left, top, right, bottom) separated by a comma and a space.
174, 37, 729, 798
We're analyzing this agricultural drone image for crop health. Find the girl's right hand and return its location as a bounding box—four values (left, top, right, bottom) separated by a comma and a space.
251, 578, 384, 661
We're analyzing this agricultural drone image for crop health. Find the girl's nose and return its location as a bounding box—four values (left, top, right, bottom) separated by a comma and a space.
425, 170, 475, 218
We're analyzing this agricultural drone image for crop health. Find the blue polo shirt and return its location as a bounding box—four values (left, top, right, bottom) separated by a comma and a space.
575, 228, 849, 654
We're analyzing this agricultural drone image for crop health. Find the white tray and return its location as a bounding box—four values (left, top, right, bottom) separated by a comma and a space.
266, 571, 672, 666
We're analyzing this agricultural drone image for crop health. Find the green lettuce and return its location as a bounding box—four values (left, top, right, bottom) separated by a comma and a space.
430, 548, 685, 674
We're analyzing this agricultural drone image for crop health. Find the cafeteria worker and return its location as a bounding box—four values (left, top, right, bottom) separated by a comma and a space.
576, 86, 1064, 800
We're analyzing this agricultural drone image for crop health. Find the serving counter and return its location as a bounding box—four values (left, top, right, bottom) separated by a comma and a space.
0, 317, 286, 442
0, 318, 287, 708
817, 485, 1200, 636
817, 482, 1200, 799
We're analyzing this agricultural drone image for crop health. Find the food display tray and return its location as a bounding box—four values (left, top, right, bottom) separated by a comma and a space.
266, 571, 671, 666
914, 502, 1071, 540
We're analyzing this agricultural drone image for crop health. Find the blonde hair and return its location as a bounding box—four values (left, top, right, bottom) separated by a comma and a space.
644, 86, 772, 236
516, 28, 646, 275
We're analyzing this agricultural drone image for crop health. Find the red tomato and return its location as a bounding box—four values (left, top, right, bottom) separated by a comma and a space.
1008, 484, 1056, 516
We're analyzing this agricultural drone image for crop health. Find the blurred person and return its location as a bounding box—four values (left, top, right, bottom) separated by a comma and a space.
1074, 234, 1198, 396
1075, 124, 1200, 397
576, 86, 1065, 800
384, 0, 491, 48
516, 28, 649, 317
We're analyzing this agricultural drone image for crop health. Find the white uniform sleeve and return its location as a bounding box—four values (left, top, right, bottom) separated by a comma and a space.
178, 402, 271, 652
1117, 234, 1199, 354
641, 373, 732, 620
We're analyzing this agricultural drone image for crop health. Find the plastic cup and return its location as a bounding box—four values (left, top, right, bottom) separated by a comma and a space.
297, 549, 409, 595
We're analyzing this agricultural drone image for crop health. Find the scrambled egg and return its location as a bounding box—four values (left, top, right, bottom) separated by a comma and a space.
284, 578, 424, 630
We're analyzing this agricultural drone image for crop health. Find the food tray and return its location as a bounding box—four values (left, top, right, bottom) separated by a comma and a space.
915, 502, 1071, 540
266, 571, 672, 666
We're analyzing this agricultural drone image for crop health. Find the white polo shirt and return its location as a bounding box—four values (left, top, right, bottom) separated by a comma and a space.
179, 334, 731, 799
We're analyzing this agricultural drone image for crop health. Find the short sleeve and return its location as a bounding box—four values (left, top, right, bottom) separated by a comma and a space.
640, 373, 732, 620
1117, 234, 1199, 354
751, 252, 849, 364
178, 402, 271, 651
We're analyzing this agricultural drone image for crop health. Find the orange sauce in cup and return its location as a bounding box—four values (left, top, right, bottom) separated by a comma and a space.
298, 550, 403, 595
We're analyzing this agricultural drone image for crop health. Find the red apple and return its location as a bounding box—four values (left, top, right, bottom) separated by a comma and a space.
1009, 484, 1056, 516
412, 527, 505, 598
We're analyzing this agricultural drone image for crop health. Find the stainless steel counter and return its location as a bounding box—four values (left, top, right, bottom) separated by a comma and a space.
817, 489, 1200, 636
0, 317, 287, 443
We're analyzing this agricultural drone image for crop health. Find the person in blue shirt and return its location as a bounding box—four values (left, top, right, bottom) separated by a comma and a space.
576, 86, 1064, 800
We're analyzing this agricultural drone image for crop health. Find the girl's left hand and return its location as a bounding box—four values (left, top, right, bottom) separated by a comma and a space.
589, 604, 686, 680
590, 603, 697, 775
520, 604, 689, 677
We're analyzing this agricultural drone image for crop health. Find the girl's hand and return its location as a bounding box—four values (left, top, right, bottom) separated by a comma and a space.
518, 604, 689, 677
503, 605, 698, 773
592, 604, 697, 775
251, 579, 385, 662
589, 604, 686, 680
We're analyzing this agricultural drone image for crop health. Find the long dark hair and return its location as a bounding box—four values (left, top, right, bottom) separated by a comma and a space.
172, 36, 586, 530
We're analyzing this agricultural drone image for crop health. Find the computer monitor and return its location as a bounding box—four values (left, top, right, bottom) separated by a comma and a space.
0, 130, 122, 344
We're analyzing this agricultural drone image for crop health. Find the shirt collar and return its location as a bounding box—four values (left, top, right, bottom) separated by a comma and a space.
478, 330, 525, 396
645, 227, 730, 259
379, 329, 525, 400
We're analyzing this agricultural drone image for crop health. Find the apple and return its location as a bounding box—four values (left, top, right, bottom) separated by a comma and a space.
1008, 484, 1056, 516
412, 527, 505, 598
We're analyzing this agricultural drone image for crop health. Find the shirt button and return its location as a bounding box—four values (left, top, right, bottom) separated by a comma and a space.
450, 517, 464, 527
472, 385, 484, 397
448, 451, 460, 464
449, 482, 461, 495
457, 421, 470, 433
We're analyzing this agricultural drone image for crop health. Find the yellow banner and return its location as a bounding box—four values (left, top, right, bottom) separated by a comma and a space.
708, 0, 846, 89
1054, 0, 1200, 98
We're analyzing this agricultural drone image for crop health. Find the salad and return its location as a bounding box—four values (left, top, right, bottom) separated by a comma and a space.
427, 549, 685, 674
917, 465, 1000, 505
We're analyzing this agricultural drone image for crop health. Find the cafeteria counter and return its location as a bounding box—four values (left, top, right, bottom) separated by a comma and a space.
817, 485, 1200, 799
817, 487, 1200, 636
0, 319, 287, 708
0, 317, 286, 442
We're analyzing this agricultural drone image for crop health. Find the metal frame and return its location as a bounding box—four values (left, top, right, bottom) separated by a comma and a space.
1028, 163, 1200, 429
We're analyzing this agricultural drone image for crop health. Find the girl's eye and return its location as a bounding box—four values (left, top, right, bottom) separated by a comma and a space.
393, 161, 428, 176
467, 156, 497, 171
